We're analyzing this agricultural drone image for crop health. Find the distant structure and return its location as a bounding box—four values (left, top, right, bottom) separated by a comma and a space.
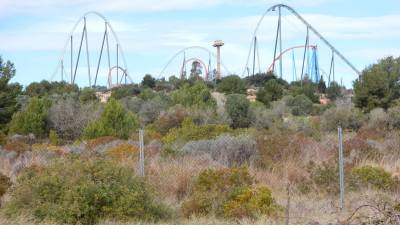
213, 40, 224, 80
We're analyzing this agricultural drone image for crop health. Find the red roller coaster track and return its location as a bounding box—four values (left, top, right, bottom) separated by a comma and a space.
267, 45, 317, 72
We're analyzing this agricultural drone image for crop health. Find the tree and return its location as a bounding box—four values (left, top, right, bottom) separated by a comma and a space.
9, 97, 51, 137
0, 56, 21, 130
83, 98, 139, 139
79, 87, 97, 103
225, 94, 250, 128
110, 84, 140, 99
353, 56, 400, 112
25, 81, 78, 97
141, 74, 156, 88
290, 81, 319, 103
171, 81, 216, 110
318, 76, 327, 93
326, 81, 342, 101
217, 75, 246, 94
256, 79, 283, 107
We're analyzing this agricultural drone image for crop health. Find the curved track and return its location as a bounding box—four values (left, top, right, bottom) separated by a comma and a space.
243, 4, 360, 77
50, 11, 133, 86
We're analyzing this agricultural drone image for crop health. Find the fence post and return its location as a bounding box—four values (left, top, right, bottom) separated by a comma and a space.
138, 129, 145, 177
338, 126, 345, 211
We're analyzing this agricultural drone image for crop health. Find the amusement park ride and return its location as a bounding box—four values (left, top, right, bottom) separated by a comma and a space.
50, 4, 360, 88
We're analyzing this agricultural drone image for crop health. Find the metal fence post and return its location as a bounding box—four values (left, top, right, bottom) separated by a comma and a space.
338, 126, 345, 211
138, 129, 145, 177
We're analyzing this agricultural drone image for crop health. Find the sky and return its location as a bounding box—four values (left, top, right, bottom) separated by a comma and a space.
0, 0, 399, 88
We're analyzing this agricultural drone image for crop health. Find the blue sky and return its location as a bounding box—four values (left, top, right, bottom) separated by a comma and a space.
0, 0, 399, 88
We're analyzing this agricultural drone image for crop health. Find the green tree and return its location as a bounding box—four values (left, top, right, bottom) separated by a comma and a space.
353, 56, 400, 112
290, 82, 319, 103
25, 81, 78, 97
217, 75, 246, 94
141, 74, 156, 88
171, 81, 216, 110
256, 79, 283, 107
317, 76, 327, 93
110, 84, 140, 100
326, 81, 342, 101
225, 94, 250, 128
79, 87, 97, 103
83, 98, 139, 139
0, 56, 21, 130
9, 97, 51, 137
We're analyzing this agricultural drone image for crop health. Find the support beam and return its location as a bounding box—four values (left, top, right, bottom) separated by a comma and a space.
94, 22, 107, 86
252, 36, 257, 76
301, 27, 309, 86
84, 17, 91, 87
70, 35, 73, 83
278, 6, 283, 79
72, 23, 86, 84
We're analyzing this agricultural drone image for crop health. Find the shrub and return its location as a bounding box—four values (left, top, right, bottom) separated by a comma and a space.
0, 173, 11, 202
320, 103, 364, 131
162, 118, 232, 146
83, 98, 139, 140
254, 130, 302, 168
182, 167, 278, 219
286, 94, 313, 116
223, 186, 276, 219
48, 98, 102, 141
181, 134, 257, 166
388, 106, 400, 129
248, 102, 276, 129
48, 130, 58, 145
31, 143, 62, 155
79, 87, 97, 103
9, 97, 51, 137
138, 97, 167, 125
87, 136, 117, 150
3, 142, 30, 155
366, 108, 389, 130
171, 81, 216, 110
310, 162, 339, 194
151, 105, 189, 135
225, 94, 250, 128
256, 79, 283, 106
349, 166, 398, 191
105, 143, 139, 161
4, 158, 170, 224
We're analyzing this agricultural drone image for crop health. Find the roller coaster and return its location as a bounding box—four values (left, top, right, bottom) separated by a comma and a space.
49, 4, 360, 87
50, 11, 133, 88
244, 4, 360, 85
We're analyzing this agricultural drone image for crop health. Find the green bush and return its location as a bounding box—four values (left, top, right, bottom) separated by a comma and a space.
350, 166, 398, 191
256, 79, 283, 107
0, 173, 11, 203
9, 97, 51, 137
286, 94, 313, 116
83, 98, 139, 140
310, 162, 339, 194
162, 118, 232, 145
320, 103, 364, 131
225, 94, 250, 128
4, 158, 170, 224
171, 81, 216, 110
48, 130, 58, 145
182, 167, 279, 219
